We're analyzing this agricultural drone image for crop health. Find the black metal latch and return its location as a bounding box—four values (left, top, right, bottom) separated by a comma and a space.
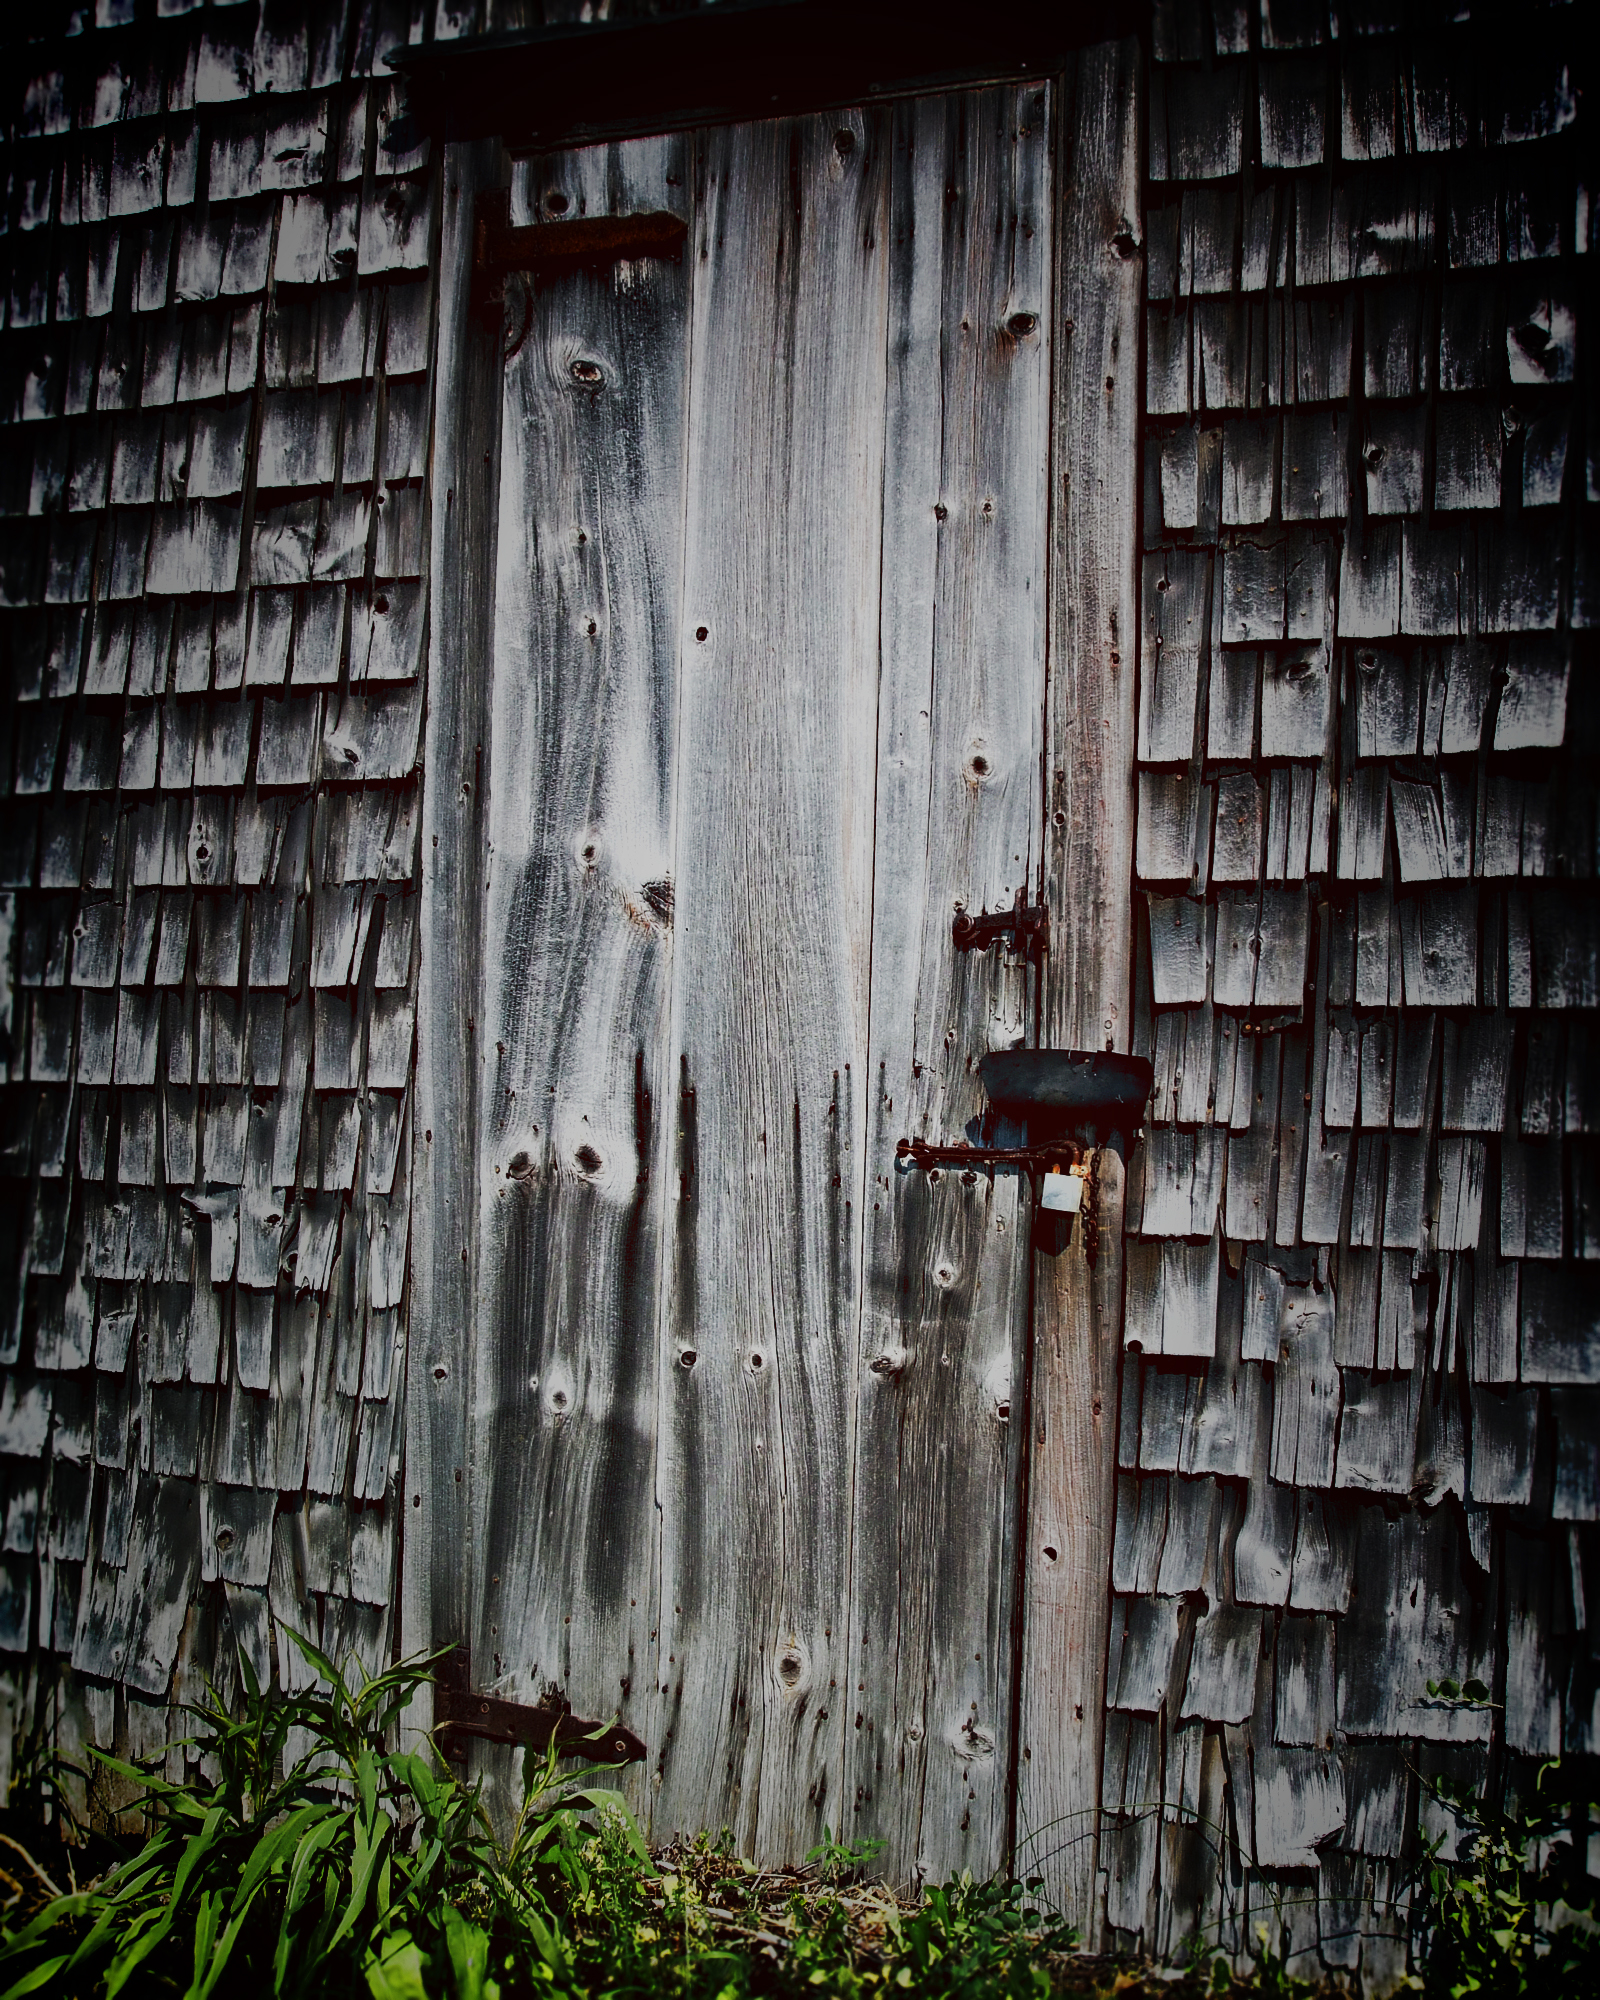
434, 1652, 646, 1766
951, 890, 1050, 962
473, 188, 688, 317
896, 1050, 1154, 1173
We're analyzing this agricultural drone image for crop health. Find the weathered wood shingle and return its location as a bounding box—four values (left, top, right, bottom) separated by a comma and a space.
0, 0, 430, 1808
1121, 0, 1595, 1969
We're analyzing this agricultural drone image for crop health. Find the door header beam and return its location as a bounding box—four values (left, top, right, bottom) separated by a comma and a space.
391, 0, 1144, 152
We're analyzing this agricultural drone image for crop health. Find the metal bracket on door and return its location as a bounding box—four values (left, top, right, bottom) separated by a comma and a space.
434, 1652, 647, 1766
473, 188, 689, 320
895, 1137, 1086, 1172
950, 889, 1050, 962
895, 1049, 1153, 1174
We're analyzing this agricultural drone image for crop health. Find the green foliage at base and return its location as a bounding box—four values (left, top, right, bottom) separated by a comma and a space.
1409, 1688, 1600, 2000
6, 1652, 1600, 1999
0, 1641, 1075, 2000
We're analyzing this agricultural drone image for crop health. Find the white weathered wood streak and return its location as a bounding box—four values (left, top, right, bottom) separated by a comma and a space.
653, 111, 889, 1862
472, 136, 693, 1814
844, 84, 1052, 1889
1016, 38, 1142, 1941
403, 138, 495, 1743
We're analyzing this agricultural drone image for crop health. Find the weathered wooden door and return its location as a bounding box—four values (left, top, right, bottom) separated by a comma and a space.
462, 84, 1072, 1883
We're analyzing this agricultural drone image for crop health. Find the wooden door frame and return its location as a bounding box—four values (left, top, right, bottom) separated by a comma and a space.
1013, 38, 1142, 1936
404, 133, 507, 1749
405, 42, 1142, 1935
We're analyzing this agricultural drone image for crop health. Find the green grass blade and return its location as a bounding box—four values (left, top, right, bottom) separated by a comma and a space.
277, 1624, 344, 1697
189, 1883, 266, 2000
168, 1805, 228, 1912
363, 1930, 429, 2000
355, 1747, 378, 1824
0, 1954, 74, 2000
104, 1904, 180, 2000
235, 1802, 336, 1912
320, 1815, 389, 1957
0, 1893, 96, 1958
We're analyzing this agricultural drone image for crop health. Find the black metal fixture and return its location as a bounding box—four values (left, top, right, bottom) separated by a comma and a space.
473, 189, 689, 320
977, 1049, 1152, 1131
895, 1049, 1152, 1173
951, 890, 1050, 963
434, 1652, 646, 1766
895, 1047, 1151, 1260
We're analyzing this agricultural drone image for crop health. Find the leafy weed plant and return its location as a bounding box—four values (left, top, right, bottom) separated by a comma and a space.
0, 1642, 1081, 2000
0, 1630, 633, 2000
1407, 1677, 1600, 1999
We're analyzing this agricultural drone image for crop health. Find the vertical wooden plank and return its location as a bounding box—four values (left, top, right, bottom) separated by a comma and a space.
403, 138, 499, 1739
1016, 37, 1142, 1939
471, 135, 692, 1813
653, 110, 889, 1863
845, 84, 1053, 1888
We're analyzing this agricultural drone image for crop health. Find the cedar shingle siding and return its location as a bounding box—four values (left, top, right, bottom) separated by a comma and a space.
0, 0, 431, 1814
0, 0, 1594, 1983
1124, 0, 1595, 1975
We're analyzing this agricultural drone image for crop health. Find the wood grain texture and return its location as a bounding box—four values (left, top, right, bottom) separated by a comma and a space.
471, 134, 692, 1818
402, 138, 501, 1742
1015, 37, 1142, 1942
844, 84, 1052, 1888
652, 110, 889, 1864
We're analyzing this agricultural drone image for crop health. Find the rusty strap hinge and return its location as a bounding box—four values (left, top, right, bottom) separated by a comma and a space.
894, 1137, 1087, 1172
473, 188, 688, 315
434, 1652, 646, 1766
951, 889, 1049, 962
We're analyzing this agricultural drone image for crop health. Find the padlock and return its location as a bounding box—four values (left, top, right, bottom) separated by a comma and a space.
1040, 1168, 1082, 1214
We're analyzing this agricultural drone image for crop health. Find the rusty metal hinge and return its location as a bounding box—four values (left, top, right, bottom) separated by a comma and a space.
950, 889, 1049, 962
434, 1653, 646, 1766
894, 1138, 1086, 1172
473, 188, 688, 319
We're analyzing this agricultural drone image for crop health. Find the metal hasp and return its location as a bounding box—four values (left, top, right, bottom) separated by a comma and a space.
951, 889, 1050, 962
434, 1653, 647, 1766
895, 1136, 1087, 1171
473, 189, 688, 316
896, 1049, 1153, 1172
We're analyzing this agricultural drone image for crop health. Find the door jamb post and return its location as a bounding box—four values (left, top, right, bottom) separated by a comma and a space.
1014, 34, 1143, 1941
401, 135, 509, 1742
